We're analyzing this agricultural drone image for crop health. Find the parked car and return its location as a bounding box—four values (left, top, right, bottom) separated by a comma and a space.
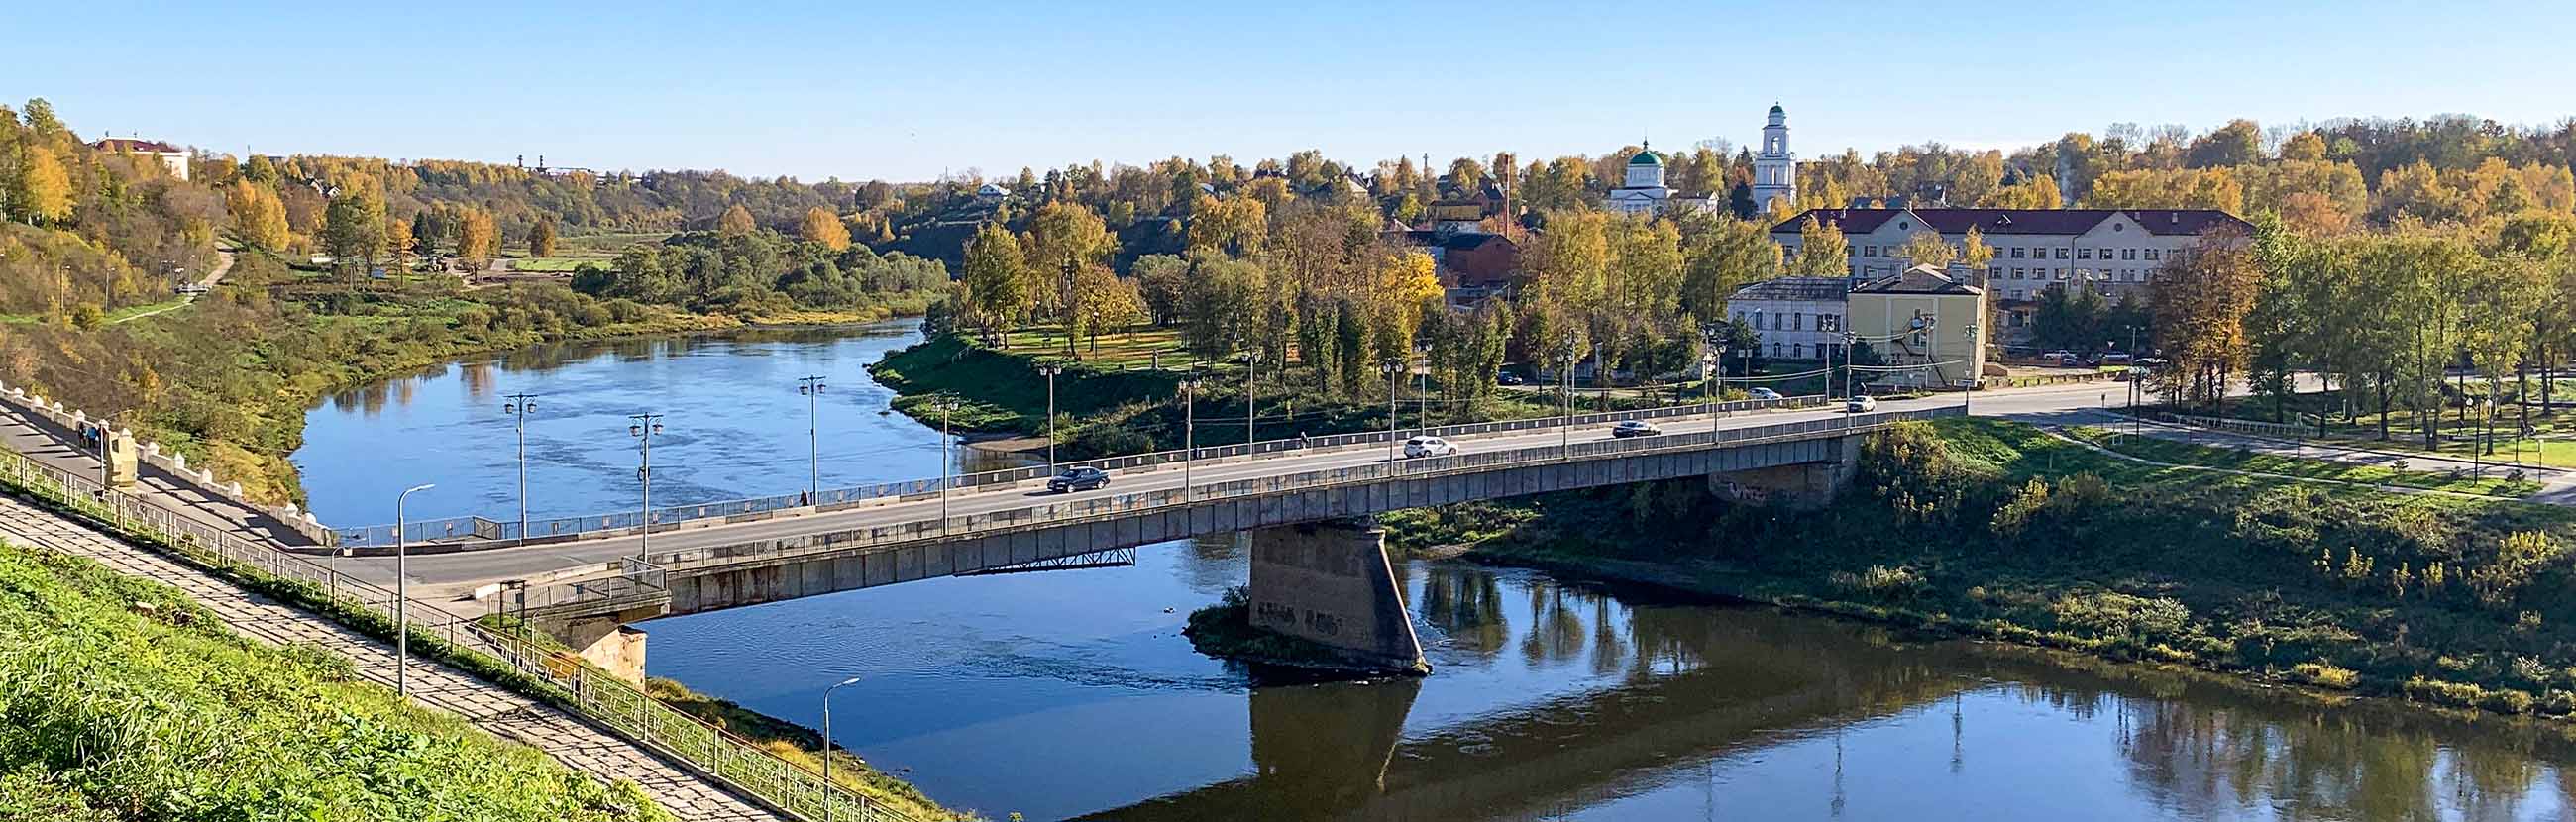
1610, 420, 1664, 438
1046, 466, 1111, 493
2100, 353, 2132, 365
1748, 387, 1783, 400
2042, 350, 2077, 365
1846, 396, 1879, 412
1403, 436, 1459, 458
1496, 371, 1526, 386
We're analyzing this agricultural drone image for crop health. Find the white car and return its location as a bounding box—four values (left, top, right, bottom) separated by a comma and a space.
1748, 387, 1782, 400
1846, 396, 1878, 412
1402, 436, 1458, 458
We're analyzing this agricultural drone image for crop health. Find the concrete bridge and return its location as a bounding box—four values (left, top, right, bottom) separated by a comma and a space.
504, 406, 1962, 679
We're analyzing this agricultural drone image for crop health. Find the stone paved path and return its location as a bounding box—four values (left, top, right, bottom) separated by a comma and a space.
0, 491, 782, 821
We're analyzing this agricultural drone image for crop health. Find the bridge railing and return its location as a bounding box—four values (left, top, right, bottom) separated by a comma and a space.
334, 394, 1830, 548
0, 442, 926, 822
618, 407, 1960, 581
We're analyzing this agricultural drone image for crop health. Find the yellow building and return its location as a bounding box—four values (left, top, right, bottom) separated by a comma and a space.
1847, 264, 1988, 389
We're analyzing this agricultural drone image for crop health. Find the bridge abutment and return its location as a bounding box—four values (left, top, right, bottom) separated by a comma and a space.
1706, 433, 1861, 510
1248, 519, 1428, 673
534, 603, 663, 685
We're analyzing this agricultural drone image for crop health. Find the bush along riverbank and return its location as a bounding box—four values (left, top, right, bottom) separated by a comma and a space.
1382, 417, 2576, 718
0, 539, 672, 821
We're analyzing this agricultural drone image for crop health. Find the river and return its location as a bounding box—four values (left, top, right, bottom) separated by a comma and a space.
296, 321, 2576, 821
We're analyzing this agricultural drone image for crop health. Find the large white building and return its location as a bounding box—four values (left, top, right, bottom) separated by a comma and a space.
1724, 276, 1849, 362
1604, 144, 1716, 217
1751, 104, 1796, 215
90, 138, 191, 181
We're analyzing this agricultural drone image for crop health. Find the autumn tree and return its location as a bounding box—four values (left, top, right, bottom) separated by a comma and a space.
799, 206, 850, 251
1679, 217, 1783, 323
1065, 264, 1145, 354
457, 208, 499, 272
1786, 215, 1850, 278
320, 182, 386, 283
716, 204, 757, 237
1132, 254, 1189, 326
1898, 229, 1956, 269
12, 145, 71, 225
2151, 228, 2263, 410
225, 184, 289, 251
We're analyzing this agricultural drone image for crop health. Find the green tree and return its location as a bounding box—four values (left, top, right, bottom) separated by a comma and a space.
1132, 254, 1189, 326
1679, 216, 1783, 322
528, 215, 559, 257
959, 222, 1029, 344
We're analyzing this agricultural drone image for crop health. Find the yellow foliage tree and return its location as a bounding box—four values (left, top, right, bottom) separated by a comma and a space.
798, 207, 850, 251
14, 145, 72, 225
716, 204, 757, 237
225, 184, 290, 251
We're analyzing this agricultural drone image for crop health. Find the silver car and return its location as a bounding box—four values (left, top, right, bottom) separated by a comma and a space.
1402, 436, 1458, 458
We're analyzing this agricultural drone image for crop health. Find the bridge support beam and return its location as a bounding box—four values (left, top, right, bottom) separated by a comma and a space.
1706, 433, 1861, 510
1247, 519, 1428, 673
533, 602, 665, 686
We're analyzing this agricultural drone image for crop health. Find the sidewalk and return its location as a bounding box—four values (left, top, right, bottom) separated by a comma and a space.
0, 403, 316, 547
0, 490, 782, 821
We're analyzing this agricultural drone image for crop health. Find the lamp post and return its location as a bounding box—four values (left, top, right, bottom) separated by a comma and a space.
1240, 349, 1260, 448
1382, 360, 1406, 462
395, 482, 436, 699
819, 674, 865, 821
1559, 338, 1579, 459
1177, 379, 1201, 495
502, 394, 537, 544
1036, 363, 1061, 470
797, 375, 826, 503
1961, 324, 1980, 413
628, 414, 664, 564
1843, 331, 1859, 408
936, 401, 956, 531
1700, 351, 1718, 424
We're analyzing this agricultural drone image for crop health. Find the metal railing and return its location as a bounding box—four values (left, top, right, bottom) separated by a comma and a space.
0, 443, 926, 822
523, 407, 1961, 605
335, 394, 1830, 547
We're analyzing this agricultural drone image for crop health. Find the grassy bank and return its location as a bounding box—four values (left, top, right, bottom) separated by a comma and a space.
0, 539, 670, 821
2062, 425, 2544, 497
642, 680, 972, 820
1390, 418, 2576, 718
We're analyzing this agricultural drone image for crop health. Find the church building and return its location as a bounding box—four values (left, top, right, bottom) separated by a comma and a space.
1603, 105, 1799, 218
1752, 104, 1797, 215
1604, 143, 1714, 217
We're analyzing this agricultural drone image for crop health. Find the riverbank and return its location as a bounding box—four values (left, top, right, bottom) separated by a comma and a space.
1384, 417, 2576, 720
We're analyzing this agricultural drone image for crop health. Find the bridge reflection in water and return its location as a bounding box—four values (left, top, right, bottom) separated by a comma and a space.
1084, 561, 2576, 822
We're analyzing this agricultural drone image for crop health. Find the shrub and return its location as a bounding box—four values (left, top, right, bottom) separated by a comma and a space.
1989, 477, 2050, 536
1829, 565, 1926, 601
2050, 590, 2192, 644
2291, 661, 2360, 690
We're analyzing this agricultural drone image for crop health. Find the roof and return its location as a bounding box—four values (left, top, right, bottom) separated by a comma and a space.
1727, 276, 1849, 303
1628, 151, 1662, 166
1771, 208, 2249, 238
91, 138, 184, 154
1441, 233, 1512, 253
976, 183, 1008, 195
1769, 103, 1784, 116
1852, 264, 1981, 296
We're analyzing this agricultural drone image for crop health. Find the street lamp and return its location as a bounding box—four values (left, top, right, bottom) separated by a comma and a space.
1239, 349, 1260, 448
1381, 360, 1406, 462
1700, 350, 1718, 423
1961, 324, 1980, 413
936, 401, 957, 531
395, 482, 436, 699
1843, 331, 1860, 408
820, 674, 865, 822
798, 376, 827, 503
502, 393, 537, 543
1558, 339, 1579, 459
628, 414, 665, 563
1035, 363, 1062, 470
1177, 379, 1201, 495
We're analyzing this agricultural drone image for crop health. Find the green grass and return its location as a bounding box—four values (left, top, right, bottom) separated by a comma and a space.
553, 232, 671, 256
1412, 417, 2576, 718
508, 257, 610, 273
997, 325, 1186, 369
0, 540, 672, 821
2063, 425, 2544, 497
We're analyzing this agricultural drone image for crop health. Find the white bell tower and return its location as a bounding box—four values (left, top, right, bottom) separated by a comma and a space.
1752, 103, 1797, 215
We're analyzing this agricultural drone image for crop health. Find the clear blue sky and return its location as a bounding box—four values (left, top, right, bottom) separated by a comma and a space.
9, 1, 2572, 182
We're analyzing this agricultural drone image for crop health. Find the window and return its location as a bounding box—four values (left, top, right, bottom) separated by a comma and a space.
2144, 249, 2161, 261
1846, 246, 1857, 257
1772, 343, 1783, 359
2011, 267, 2024, 279
1864, 245, 1878, 257
2078, 248, 2093, 260
1821, 314, 1840, 332
2011, 288, 2026, 300
1793, 343, 1805, 359
2054, 268, 2068, 280
2010, 247, 2025, 258
2054, 247, 2069, 259
2121, 248, 2136, 260
1791, 313, 1804, 332
1987, 265, 2001, 280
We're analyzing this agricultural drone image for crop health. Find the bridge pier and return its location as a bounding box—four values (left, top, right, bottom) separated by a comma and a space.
533, 602, 665, 685
1247, 519, 1428, 673
1706, 433, 1861, 510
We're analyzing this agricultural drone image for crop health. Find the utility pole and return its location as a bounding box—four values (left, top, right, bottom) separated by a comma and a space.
797, 375, 826, 502
1178, 379, 1201, 494
937, 401, 956, 532
502, 394, 537, 543
1384, 360, 1405, 463
1036, 363, 1061, 470
628, 414, 664, 563
1241, 350, 1259, 448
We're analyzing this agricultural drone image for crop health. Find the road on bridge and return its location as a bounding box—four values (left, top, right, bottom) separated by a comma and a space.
340, 381, 2139, 599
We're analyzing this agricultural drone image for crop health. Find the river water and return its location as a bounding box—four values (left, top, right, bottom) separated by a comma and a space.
297, 322, 2576, 821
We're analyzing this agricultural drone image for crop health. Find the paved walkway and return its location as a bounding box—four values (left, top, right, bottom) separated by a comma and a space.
0, 491, 782, 821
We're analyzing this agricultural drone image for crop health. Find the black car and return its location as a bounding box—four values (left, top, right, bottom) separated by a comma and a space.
1496, 371, 1526, 386
1047, 466, 1110, 493
1610, 420, 1664, 438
